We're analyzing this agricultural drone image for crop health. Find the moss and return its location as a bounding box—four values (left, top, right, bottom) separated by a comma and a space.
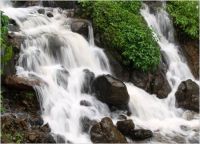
1, 132, 24, 143
78, 1, 160, 71
1, 11, 14, 74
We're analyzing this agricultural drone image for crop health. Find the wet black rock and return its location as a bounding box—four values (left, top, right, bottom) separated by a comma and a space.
71, 19, 89, 39
91, 74, 130, 111
175, 79, 199, 112
81, 69, 95, 94
132, 129, 153, 141
8, 18, 20, 32
38, 9, 45, 14
80, 100, 92, 107
90, 117, 127, 143
103, 44, 171, 99
149, 67, 171, 99
47, 12, 53, 17
116, 119, 135, 136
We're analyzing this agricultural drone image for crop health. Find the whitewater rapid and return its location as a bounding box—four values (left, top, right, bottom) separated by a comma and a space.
1, 2, 199, 143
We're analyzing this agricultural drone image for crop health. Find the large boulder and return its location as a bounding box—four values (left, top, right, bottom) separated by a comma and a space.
103, 47, 171, 99
70, 19, 89, 39
116, 120, 153, 141
90, 117, 127, 143
116, 119, 135, 136
175, 79, 199, 112
91, 74, 130, 111
149, 67, 171, 98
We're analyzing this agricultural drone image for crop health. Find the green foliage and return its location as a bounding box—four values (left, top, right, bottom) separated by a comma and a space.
167, 1, 199, 39
79, 1, 160, 71
1, 11, 13, 73
3, 132, 23, 143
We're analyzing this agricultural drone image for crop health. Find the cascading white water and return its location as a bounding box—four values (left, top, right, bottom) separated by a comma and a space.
1, 5, 111, 143
125, 3, 199, 143
1, 2, 199, 143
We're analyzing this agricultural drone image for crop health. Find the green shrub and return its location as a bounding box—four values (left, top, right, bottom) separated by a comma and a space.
1, 11, 13, 74
79, 1, 160, 71
167, 1, 199, 39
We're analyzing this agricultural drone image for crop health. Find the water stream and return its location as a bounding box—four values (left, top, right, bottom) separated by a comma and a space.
1, 2, 199, 143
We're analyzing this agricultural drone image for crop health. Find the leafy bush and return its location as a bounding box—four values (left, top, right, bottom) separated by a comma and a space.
79, 1, 160, 71
1, 11, 13, 74
167, 1, 199, 39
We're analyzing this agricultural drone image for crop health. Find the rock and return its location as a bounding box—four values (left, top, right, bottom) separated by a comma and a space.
71, 19, 89, 39
8, 19, 20, 32
42, 1, 76, 9
3, 75, 41, 91
91, 74, 130, 111
116, 119, 153, 141
26, 130, 55, 143
1, 114, 29, 132
80, 100, 92, 107
12, 1, 40, 7
175, 79, 199, 112
40, 123, 51, 133
28, 132, 37, 142
81, 117, 98, 133
81, 69, 95, 94
104, 49, 130, 82
130, 61, 171, 99
104, 48, 171, 99
116, 119, 135, 136
180, 40, 199, 79
132, 129, 153, 140
149, 66, 171, 99
47, 12, 53, 17
90, 117, 127, 143
8, 32, 23, 51
38, 9, 45, 14
42, 134, 56, 143
30, 117, 44, 127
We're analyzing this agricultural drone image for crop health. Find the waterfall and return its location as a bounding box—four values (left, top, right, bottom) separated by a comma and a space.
126, 3, 199, 142
1, 2, 199, 143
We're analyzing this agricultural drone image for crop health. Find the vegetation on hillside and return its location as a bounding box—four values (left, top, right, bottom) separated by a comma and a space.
1, 11, 13, 74
167, 1, 199, 39
79, 1, 160, 71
